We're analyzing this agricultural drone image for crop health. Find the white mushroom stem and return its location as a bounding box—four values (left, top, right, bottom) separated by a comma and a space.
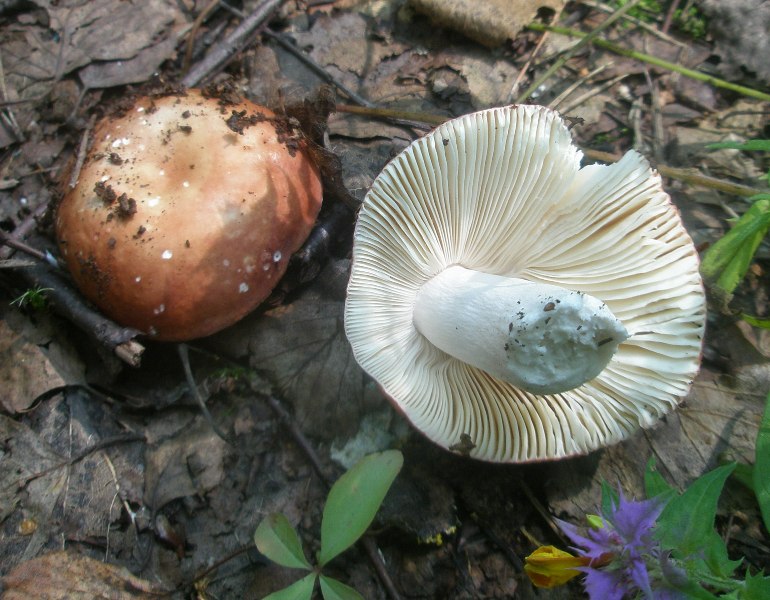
413, 265, 629, 395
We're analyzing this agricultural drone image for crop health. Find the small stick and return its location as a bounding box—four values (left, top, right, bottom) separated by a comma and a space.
18, 262, 145, 367
336, 103, 766, 198
181, 0, 284, 88
507, 3, 565, 102
526, 22, 770, 102
558, 72, 629, 115
17, 432, 145, 487
516, 0, 643, 103
68, 114, 96, 189
262, 29, 376, 108
0, 203, 54, 261
177, 343, 234, 444
549, 62, 612, 109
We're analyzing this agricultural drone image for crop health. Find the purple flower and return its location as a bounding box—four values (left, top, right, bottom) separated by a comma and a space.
556, 491, 685, 600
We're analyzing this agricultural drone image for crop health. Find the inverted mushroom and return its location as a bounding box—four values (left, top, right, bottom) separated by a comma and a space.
56, 89, 322, 341
344, 104, 705, 463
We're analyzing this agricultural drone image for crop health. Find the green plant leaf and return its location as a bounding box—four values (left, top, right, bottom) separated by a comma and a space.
644, 456, 676, 500
263, 573, 317, 600
730, 462, 755, 491
656, 463, 740, 578
600, 479, 618, 518
740, 313, 770, 329
700, 198, 770, 298
744, 570, 770, 600
318, 450, 403, 567
707, 139, 770, 153
754, 392, 770, 534
319, 575, 364, 600
254, 513, 313, 570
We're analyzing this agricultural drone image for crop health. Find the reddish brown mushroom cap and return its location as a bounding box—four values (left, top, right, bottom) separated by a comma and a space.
56, 90, 322, 341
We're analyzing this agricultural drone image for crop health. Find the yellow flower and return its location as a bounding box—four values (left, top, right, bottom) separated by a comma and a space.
524, 545, 589, 588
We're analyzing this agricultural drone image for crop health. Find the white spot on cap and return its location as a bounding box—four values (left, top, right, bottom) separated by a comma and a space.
148, 196, 160, 207
111, 137, 130, 148
239, 282, 249, 293
159, 169, 165, 177
153, 304, 165, 315
272, 251, 282, 262
135, 276, 142, 283
223, 259, 230, 267
183, 181, 190, 188
161, 250, 173, 260
136, 106, 145, 113
100, 175, 110, 183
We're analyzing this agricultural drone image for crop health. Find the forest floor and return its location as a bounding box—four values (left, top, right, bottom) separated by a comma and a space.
1, 1, 769, 598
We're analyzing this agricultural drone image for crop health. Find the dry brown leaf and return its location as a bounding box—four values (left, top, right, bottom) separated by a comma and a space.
0, 320, 66, 413
143, 418, 229, 510
244, 260, 373, 442
1, 551, 166, 599
408, 0, 565, 47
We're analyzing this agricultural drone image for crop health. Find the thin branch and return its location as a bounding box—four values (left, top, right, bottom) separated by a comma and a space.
336, 104, 767, 198
181, 0, 284, 88
516, 0, 643, 103
262, 29, 376, 108
17, 433, 145, 487
580, 0, 686, 47
17, 261, 145, 366
177, 343, 234, 445
526, 22, 770, 102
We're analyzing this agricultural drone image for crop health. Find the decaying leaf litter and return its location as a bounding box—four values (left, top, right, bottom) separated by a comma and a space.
1, 0, 769, 598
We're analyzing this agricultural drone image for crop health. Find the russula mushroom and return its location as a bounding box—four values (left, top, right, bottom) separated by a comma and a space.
344, 104, 705, 463
56, 89, 322, 341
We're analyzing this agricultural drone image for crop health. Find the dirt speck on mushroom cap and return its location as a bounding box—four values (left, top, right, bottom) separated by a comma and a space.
56, 89, 323, 341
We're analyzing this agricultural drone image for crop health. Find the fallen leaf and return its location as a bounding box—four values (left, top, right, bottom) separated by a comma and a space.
1, 551, 167, 598
144, 417, 229, 510
0, 319, 66, 413
244, 260, 375, 442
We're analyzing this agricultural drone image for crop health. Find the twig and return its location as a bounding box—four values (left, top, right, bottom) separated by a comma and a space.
182, 0, 221, 74
336, 104, 767, 198
526, 22, 770, 102
17, 433, 145, 487
0, 202, 51, 261
559, 72, 628, 115
582, 147, 765, 198
18, 262, 145, 366
181, 0, 284, 88
661, 0, 683, 34
262, 29, 376, 108
580, 0, 686, 47
177, 343, 234, 444
68, 114, 96, 189
0, 50, 24, 142
549, 62, 611, 109
516, 0, 643, 103
507, 3, 565, 102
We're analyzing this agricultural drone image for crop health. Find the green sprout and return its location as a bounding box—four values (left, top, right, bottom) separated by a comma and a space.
10, 286, 53, 311
254, 450, 403, 600
673, 5, 708, 39
700, 139, 770, 328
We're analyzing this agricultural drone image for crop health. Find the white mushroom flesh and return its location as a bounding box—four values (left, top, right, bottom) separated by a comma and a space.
413, 265, 628, 394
